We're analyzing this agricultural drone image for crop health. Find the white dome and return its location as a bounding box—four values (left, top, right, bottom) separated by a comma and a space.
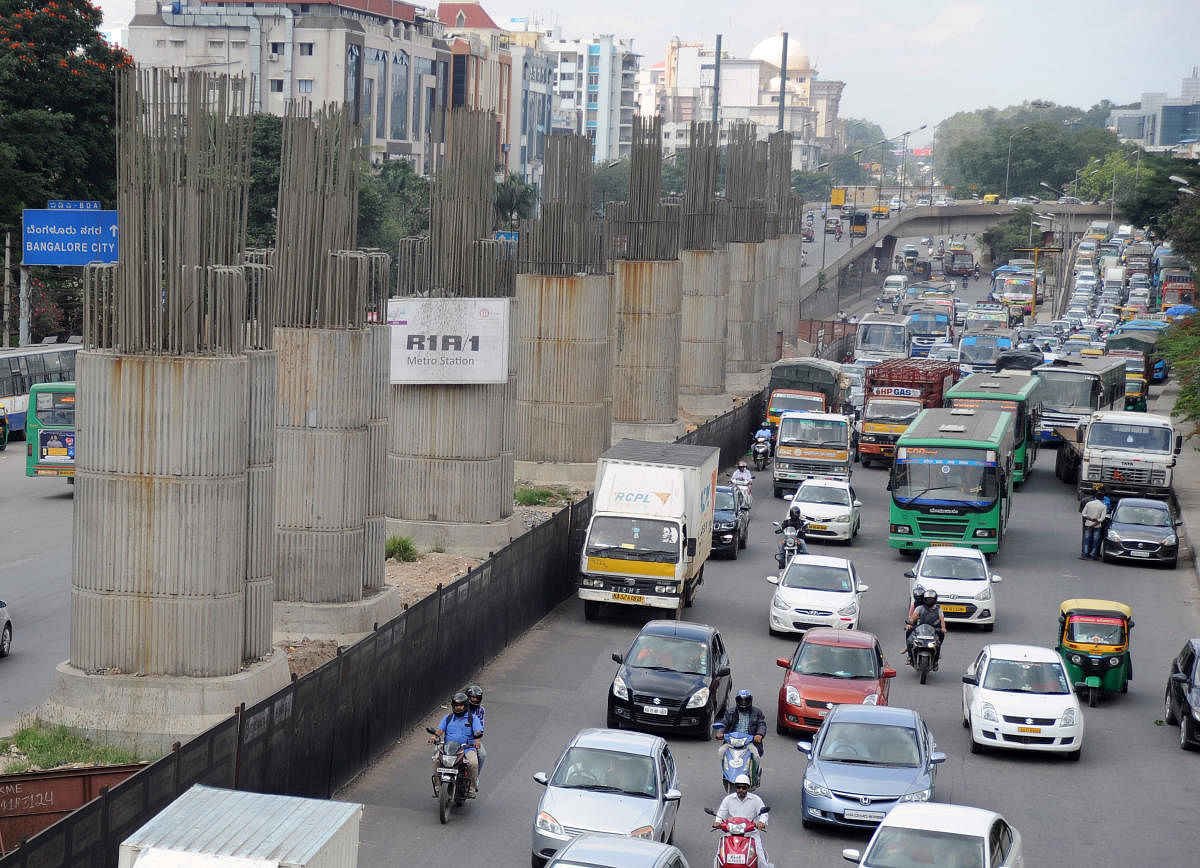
749, 31, 811, 72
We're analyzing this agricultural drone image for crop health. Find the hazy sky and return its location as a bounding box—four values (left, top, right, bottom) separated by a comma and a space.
99, 0, 1199, 146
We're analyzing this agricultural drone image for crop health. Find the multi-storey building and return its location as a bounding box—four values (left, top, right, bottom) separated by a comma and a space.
1108, 66, 1200, 149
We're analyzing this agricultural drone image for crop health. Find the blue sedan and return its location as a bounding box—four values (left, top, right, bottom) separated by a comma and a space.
796, 704, 945, 829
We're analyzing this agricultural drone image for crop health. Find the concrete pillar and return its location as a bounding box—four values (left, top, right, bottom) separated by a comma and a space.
274, 328, 369, 604
776, 235, 803, 351
611, 260, 685, 441
69, 351, 249, 677
725, 242, 757, 374
515, 273, 613, 485
362, 324, 389, 591
243, 349, 276, 661
756, 238, 780, 366
679, 248, 728, 409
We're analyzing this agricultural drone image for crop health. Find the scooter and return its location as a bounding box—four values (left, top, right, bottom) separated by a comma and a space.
426, 726, 469, 824
713, 724, 761, 793
705, 805, 771, 868
751, 437, 771, 471
907, 623, 940, 685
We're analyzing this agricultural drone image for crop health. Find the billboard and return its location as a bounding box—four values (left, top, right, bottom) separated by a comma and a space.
830, 187, 846, 206
387, 297, 510, 385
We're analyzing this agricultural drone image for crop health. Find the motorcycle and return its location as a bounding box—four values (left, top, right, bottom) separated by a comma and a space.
426, 726, 469, 823
704, 805, 771, 868
772, 522, 806, 569
908, 623, 940, 685
751, 437, 772, 471
835, 228, 843, 242
713, 725, 761, 793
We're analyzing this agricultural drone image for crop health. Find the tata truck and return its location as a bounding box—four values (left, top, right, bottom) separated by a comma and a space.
1074, 412, 1182, 502
858, 358, 960, 468
767, 357, 851, 414
579, 440, 720, 620
772, 410, 854, 497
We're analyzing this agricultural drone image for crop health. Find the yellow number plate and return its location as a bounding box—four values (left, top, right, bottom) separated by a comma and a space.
1017, 726, 1041, 734
807, 524, 828, 531
929, 541, 954, 547
941, 605, 968, 613
612, 592, 646, 604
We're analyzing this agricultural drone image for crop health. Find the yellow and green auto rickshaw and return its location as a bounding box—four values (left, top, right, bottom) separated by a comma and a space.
1124, 375, 1148, 412
1056, 599, 1133, 708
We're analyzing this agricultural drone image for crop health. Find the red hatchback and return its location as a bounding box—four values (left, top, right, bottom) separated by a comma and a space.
775, 628, 896, 735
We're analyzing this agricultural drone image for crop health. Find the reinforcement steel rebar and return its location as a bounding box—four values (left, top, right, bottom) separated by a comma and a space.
682, 122, 718, 251
725, 123, 767, 244
605, 115, 680, 262
518, 134, 605, 275
766, 131, 793, 238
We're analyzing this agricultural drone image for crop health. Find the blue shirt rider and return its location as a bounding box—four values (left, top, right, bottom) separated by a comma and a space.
430, 692, 483, 797
754, 425, 774, 457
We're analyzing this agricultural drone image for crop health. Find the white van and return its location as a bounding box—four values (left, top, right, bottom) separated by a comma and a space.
881, 275, 909, 300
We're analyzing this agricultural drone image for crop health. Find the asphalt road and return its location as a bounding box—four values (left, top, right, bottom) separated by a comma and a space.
342, 247, 1199, 867
0, 445, 74, 732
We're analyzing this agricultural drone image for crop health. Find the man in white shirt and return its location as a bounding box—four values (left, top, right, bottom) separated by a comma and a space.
712, 774, 769, 867
1079, 490, 1108, 560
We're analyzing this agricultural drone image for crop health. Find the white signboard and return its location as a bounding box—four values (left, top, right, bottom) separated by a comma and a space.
388, 297, 509, 385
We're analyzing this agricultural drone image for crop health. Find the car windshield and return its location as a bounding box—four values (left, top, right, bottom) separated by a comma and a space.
625, 635, 709, 675
796, 483, 851, 506
780, 562, 853, 592
550, 747, 658, 798
715, 490, 737, 512
865, 827, 986, 868
1066, 616, 1126, 646
793, 643, 879, 679
865, 399, 921, 424
818, 721, 920, 766
919, 554, 987, 580
586, 517, 680, 563
1113, 504, 1172, 527
982, 658, 1070, 694
1086, 422, 1172, 453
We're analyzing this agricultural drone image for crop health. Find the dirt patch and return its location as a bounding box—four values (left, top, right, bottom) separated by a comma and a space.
277, 637, 342, 679
385, 552, 484, 607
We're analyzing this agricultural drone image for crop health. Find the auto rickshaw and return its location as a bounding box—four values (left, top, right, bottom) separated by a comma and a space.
1124, 375, 1148, 412
1056, 599, 1133, 708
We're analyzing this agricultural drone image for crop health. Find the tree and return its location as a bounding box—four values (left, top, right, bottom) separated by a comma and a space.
593, 159, 630, 213
828, 153, 869, 186
493, 171, 538, 230
1159, 314, 1200, 436
246, 113, 282, 247
791, 169, 831, 202
358, 158, 430, 251
980, 206, 1035, 266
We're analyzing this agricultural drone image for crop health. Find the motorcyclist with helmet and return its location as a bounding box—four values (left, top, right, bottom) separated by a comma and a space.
714, 690, 767, 757
429, 691, 483, 798
906, 589, 946, 669
903, 585, 925, 649
465, 684, 486, 777
753, 422, 775, 457
775, 504, 809, 568
731, 461, 754, 508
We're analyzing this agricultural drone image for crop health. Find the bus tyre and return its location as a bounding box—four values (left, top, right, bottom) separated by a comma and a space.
860, 456, 871, 469
583, 600, 600, 621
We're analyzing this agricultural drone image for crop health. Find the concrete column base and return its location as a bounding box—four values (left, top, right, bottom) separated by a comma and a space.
40, 655, 292, 756
514, 459, 597, 488
679, 393, 734, 413
611, 419, 687, 443
273, 585, 402, 643
726, 371, 770, 396
386, 513, 527, 560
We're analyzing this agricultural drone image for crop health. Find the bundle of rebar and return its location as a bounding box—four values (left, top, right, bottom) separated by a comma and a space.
85, 67, 254, 354
274, 102, 364, 327
517, 134, 605, 275
396, 109, 514, 298
681, 122, 718, 251
605, 115, 680, 261
765, 131, 793, 238
725, 123, 766, 244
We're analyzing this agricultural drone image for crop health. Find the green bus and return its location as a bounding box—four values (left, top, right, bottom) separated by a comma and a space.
944, 371, 1042, 487
888, 407, 1015, 555
25, 381, 76, 481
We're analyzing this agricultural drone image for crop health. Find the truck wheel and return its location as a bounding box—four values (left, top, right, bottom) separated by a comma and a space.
773, 487, 782, 499
583, 601, 600, 621
860, 456, 871, 469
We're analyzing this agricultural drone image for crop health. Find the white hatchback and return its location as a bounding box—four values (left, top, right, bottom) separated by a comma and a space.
905, 546, 1001, 629
766, 554, 868, 634
961, 644, 1084, 760
842, 802, 1024, 867
788, 479, 862, 544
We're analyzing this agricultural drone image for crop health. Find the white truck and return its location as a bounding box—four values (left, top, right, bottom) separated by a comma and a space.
771, 410, 854, 498
1076, 411, 1182, 502
579, 440, 719, 620
1103, 266, 1126, 294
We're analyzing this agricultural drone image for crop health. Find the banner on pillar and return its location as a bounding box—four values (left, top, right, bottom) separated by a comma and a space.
387, 297, 510, 384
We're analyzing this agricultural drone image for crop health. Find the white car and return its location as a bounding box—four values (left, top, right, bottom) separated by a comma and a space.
766, 554, 868, 634
904, 546, 1001, 630
961, 644, 1083, 760
788, 479, 862, 543
842, 803, 1024, 867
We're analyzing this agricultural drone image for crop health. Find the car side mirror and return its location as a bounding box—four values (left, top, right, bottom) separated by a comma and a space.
858, 584, 870, 593
533, 772, 548, 786
991, 574, 1003, 583
716, 666, 731, 678
783, 492, 794, 501
766, 574, 780, 585
1172, 672, 1188, 684
843, 849, 863, 864
777, 657, 790, 669
1175, 434, 1183, 455
930, 751, 947, 764
962, 674, 977, 685
853, 500, 863, 508
903, 569, 915, 579
611, 652, 624, 664
796, 741, 813, 757
882, 668, 897, 679
664, 788, 682, 802
686, 537, 697, 558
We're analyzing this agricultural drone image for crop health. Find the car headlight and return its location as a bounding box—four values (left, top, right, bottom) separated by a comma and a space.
536, 811, 564, 836
785, 685, 801, 705
862, 693, 878, 705
1108, 656, 1121, 667
686, 686, 711, 709
891, 524, 912, 535
973, 527, 995, 538
837, 601, 858, 616
1192, 708, 1200, 724
803, 778, 831, 798
612, 675, 629, 701
716, 521, 736, 531
900, 788, 931, 803
1060, 707, 1078, 727
630, 825, 655, 839
833, 513, 851, 523
1086, 466, 1101, 481
981, 702, 998, 723
1069, 654, 1083, 665
1106, 530, 1122, 542
975, 586, 992, 601
1163, 534, 1177, 546
772, 594, 790, 611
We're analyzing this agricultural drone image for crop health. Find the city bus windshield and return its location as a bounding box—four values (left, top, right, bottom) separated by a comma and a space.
1035, 371, 1096, 412
856, 323, 908, 352
892, 448, 999, 508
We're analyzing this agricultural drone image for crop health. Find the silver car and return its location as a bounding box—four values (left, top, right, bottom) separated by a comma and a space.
532, 729, 681, 866
0, 599, 10, 658
547, 834, 689, 868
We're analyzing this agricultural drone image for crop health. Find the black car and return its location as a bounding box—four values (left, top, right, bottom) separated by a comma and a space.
607, 620, 732, 737
712, 484, 750, 559
1101, 497, 1180, 569
1165, 638, 1200, 750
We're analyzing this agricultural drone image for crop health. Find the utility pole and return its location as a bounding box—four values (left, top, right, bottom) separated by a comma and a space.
777, 32, 788, 132
3, 232, 9, 348
18, 264, 29, 347
1014, 245, 1062, 322
711, 34, 721, 130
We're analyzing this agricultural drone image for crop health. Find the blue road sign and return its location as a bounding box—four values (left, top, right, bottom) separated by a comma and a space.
47, 200, 101, 210
22, 209, 119, 266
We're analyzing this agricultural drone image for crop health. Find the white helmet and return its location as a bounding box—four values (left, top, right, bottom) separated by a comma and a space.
734, 774, 752, 787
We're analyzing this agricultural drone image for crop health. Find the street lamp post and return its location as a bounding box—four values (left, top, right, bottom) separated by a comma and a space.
896, 124, 926, 210
851, 149, 864, 213
1004, 126, 1031, 201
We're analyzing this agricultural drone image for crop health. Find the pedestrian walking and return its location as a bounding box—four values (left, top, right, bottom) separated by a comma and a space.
1079, 491, 1108, 560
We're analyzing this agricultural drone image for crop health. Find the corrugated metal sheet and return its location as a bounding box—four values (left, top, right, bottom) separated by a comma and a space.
245, 350, 277, 467
776, 235, 803, 338
275, 528, 367, 603
245, 466, 275, 582
612, 261, 682, 424
244, 350, 277, 661
363, 325, 390, 590
725, 242, 759, 372
680, 249, 727, 395
756, 238, 780, 365
117, 785, 361, 868
243, 576, 274, 660
384, 454, 510, 522
274, 430, 368, 529
361, 515, 386, 590
274, 328, 370, 429
388, 385, 507, 459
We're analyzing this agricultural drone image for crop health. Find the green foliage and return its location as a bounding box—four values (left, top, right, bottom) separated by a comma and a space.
792, 169, 831, 202
494, 171, 539, 230
593, 158, 630, 212
980, 206, 1035, 266
358, 158, 430, 257
660, 151, 688, 197
246, 113, 282, 247
0, 721, 142, 772
515, 486, 554, 506
385, 535, 419, 562
828, 153, 869, 186
1159, 316, 1200, 435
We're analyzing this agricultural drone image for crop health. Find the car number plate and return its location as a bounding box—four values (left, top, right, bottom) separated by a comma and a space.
643, 705, 669, 716
844, 809, 885, 821
613, 592, 646, 603
1017, 726, 1042, 733
724, 857, 747, 865
929, 541, 954, 546
941, 604, 968, 613
1130, 551, 1151, 558
807, 524, 828, 531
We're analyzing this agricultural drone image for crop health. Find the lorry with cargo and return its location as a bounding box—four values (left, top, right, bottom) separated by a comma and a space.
767, 357, 851, 415
857, 358, 960, 468
946, 249, 975, 277
772, 410, 855, 497
578, 440, 719, 620
1124, 242, 1153, 280
766, 388, 828, 428
1067, 411, 1182, 502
